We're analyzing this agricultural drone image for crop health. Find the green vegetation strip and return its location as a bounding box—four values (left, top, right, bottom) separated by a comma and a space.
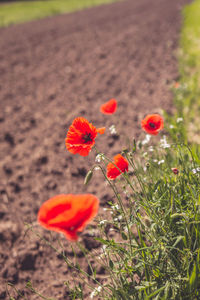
172, 0, 200, 144
0, 0, 120, 28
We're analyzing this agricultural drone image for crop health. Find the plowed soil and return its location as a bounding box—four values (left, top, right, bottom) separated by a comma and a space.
0, 0, 190, 298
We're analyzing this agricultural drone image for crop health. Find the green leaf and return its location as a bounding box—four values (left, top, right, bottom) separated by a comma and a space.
146, 285, 166, 299
172, 235, 184, 247
109, 259, 114, 269
189, 262, 197, 291
121, 232, 128, 240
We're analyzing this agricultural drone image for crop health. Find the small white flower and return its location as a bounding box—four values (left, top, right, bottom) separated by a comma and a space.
103, 207, 108, 211
160, 135, 170, 149
177, 117, 183, 123
169, 124, 174, 129
99, 220, 107, 225
142, 134, 151, 145
111, 204, 119, 210
118, 215, 122, 220
192, 167, 200, 174
148, 146, 154, 152
153, 159, 158, 162
143, 152, 148, 157
158, 160, 165, 165
95, 153, 105, 163
90, 286, 102, 299
109, 125, 117, 135
90, 290, 96, 299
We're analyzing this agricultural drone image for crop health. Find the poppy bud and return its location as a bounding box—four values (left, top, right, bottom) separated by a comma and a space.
171, 168, 179, 175
146, 162, 150, 169
84, 170, 93, 185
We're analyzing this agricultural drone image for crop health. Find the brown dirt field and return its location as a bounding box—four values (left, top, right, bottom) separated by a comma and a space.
0, 0, 190, 298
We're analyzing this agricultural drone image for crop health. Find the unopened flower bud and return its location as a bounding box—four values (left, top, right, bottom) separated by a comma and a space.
84, 170, 93, 185
146, 162, 150, 169
171, 168, 179, 175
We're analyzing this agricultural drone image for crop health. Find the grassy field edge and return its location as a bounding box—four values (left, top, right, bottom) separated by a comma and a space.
0, 0, 120, 28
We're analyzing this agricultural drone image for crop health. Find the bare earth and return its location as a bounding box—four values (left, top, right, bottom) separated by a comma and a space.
0, 0, 190, 298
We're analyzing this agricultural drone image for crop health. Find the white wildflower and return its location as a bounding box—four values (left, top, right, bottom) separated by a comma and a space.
90, 286, 102, 299
111, 204, 119, 210
95, 153, 105, 163
148, 146, 154, 152
99, 220, 107, 225
160, 135, 170, 149
142, 134, 151, 145
158, 160, 165, 165
153, 159, 158, 162
177, 117, 183, 123
115, 215, 123, 221
109, 125, 117, 135
169, 124, 174, 129
192, 167, 200, 174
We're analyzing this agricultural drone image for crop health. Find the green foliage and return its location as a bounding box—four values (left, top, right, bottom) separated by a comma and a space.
169, 0, 200, 145
0, 0, 120, 28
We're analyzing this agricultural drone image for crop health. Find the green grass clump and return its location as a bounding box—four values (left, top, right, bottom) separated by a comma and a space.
0, 0, 120, 28
172, 0, 200, 144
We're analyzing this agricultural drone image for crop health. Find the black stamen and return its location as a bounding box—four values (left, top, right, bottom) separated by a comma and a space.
149, 122, 156, 128
83, 132, 92, 143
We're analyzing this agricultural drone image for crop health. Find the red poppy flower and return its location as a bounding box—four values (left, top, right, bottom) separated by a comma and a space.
38, 194, 99, 241
141, 114, 164, 135
65, 117, 105, 156
107, 154, 128, 180
100, 99, 117, 114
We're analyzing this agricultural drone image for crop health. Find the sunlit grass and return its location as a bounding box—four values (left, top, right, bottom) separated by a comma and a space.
172, 0, 200, 144
0, 0, 120, 28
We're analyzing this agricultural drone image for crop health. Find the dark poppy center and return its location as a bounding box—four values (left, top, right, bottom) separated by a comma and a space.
82, 132, 93, 143
149, 122, 156, 129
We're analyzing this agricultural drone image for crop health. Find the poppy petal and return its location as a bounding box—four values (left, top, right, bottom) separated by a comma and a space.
38, 194, 99, 241
100, 99, 117, 114
97, 127, 106, 134
107, 154, 128, 180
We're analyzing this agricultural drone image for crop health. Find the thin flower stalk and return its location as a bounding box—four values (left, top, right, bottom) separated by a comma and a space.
96, 164, 135, 256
